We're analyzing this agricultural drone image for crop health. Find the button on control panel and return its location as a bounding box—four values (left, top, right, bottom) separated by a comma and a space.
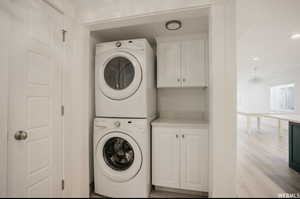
115, 41, 122, 48
114, 121, 121, 128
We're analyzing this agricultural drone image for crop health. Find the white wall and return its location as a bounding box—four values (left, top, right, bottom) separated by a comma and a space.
209, 0, 237, 197
74, 0, 212, 23
237, 0, 300, 114
88, 33, 103, 184
238, 68, 300, 114
0, 0, 10, 196
157, 88, 208, 120
63, 16, 90, 197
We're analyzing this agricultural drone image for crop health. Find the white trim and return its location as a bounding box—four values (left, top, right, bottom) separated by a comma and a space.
0, 64, 8, 198
0, 44, 8, 199
0, 1, 9, 196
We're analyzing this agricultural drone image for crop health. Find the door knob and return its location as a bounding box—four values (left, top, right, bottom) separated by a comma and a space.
15, 131, 28, 141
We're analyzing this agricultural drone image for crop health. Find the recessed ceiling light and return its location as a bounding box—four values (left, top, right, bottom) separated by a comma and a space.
165, 20, 182, 31
253, 57, 260, 61
290, 33, 300, 40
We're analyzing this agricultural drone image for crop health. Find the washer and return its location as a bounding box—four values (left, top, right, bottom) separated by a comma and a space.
93, 117, 152, 198
95, 39, 156, 118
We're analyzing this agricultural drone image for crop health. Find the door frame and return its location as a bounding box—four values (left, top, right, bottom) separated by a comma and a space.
0, 0, 10, 196
84, 0, 237, 197
0, 55, 8, 197
0, 28, 8, 199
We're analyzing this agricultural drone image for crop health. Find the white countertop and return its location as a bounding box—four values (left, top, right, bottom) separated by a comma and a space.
151, 117, 209, 129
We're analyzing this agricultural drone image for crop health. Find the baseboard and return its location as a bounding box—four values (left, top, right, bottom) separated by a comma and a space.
153, 186, 208, 197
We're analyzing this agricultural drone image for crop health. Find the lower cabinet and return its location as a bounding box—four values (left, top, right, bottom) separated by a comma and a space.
152, 126, 209, 192
289, 122, 300, 172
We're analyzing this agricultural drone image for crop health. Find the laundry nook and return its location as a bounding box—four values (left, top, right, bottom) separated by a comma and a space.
91, 13, 210, 197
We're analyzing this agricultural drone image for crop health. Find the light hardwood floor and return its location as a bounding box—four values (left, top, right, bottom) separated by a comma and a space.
237, 121, 300, 198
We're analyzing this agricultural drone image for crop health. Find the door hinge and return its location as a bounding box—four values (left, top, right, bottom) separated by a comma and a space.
61, 179, 65, 190
61, 105, 64, 116
62, 29, 67, 42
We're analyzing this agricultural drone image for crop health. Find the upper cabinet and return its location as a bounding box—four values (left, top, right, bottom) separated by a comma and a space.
157, 42, 181, 88
156, 35, 208, 88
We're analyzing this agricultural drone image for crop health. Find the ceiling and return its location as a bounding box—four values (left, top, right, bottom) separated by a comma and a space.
72, 0, 209, 23
92, 16, 209, 45
237, 0, 300, 82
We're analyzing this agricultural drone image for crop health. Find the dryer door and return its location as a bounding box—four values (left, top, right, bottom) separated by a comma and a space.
96, 132, 142, 182
98, 51, 142, 100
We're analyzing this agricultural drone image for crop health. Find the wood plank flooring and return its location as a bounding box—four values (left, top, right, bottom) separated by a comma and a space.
237, 121, 300, 198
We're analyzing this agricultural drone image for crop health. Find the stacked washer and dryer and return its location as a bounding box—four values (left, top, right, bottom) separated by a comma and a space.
94, 39, 156, 198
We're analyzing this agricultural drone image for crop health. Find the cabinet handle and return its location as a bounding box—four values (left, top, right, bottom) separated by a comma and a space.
182, 134, 185, 138
182, 78, 186, 82
177, 78, 181, 82
176, 134, 178, 138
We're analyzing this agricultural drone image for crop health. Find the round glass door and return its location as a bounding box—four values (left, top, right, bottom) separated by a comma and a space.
104, 57, 135, 90
103, 137, 134, 171
98, 52, 142, 100
96, 132, 142, 182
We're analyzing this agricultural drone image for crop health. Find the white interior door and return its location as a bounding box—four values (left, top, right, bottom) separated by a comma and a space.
8, 0, 63, 197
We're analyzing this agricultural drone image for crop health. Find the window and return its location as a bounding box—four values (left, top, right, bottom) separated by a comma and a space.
270, 84, 295, 112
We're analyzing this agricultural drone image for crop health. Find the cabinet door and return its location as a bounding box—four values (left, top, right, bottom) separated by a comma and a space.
157, 42, 181, 88
289, 122, 300, 172
181, 39, 207, 87
181, 128, 209, 192
152, 127, 180, 188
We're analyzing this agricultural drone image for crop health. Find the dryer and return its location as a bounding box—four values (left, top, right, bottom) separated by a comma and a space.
93, 117, 152, 198
95, 39, 156, 118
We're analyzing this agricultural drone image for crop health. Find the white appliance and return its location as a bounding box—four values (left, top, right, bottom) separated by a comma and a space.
93, 117, 152, 198
95, 39, 156, 118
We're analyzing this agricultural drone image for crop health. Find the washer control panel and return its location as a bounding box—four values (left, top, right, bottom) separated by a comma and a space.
94, 118, 148, 132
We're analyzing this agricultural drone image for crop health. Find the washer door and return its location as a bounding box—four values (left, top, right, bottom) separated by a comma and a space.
98, 52, 142, 100
96, 132, 142, 182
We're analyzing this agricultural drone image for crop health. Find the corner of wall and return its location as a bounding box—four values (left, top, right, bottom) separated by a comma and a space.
209, 0, 237, 197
